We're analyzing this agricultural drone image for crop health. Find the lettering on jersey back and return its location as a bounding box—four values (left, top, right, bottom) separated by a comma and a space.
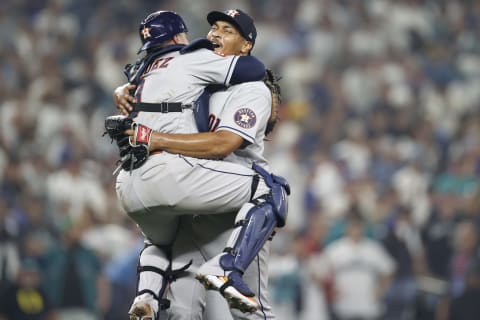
144, 57, 174, 75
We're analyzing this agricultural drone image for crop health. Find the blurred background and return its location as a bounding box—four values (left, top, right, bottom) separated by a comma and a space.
0, 0, 479, 319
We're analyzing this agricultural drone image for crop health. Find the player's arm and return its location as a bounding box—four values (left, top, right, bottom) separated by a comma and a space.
181, 39, 265, 85
113, 49, 265, 115
111, 56, 263, 115
128, 129, 243, 159
112, 81, 245, 159
229, 56, 265, 84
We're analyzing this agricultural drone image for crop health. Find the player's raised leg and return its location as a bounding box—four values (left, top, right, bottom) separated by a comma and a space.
196, 164, 290, 313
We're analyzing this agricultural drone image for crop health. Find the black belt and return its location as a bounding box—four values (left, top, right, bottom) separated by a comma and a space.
133, 102, 191, 113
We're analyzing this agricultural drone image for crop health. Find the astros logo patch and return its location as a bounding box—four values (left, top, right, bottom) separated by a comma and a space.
234, 108, 256, 129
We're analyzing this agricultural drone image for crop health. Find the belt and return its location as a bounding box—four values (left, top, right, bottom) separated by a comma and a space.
133, 102, 192, 113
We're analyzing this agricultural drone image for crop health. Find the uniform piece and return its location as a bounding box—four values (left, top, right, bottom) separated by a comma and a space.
196, 81, 280, 320
114, 10, 288, 319
128, 81, 280, 320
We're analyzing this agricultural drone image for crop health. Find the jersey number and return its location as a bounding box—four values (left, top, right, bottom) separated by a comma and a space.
208, 114, 220, 132
135, 79, 145, 102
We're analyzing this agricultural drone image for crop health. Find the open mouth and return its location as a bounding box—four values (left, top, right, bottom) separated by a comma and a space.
210, 40, 221, 48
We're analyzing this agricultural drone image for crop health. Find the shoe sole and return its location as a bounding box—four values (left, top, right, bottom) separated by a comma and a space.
196, 274, 259, 313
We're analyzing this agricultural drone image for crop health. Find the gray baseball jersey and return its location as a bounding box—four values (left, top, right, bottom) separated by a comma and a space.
134, 48, 241, 134
115, 47, 276, 318
116, 44, 273, 319
202, 82, 276, 320
160, 82, 276, 320
117, 46, 269, 218
210, 81, 271, 170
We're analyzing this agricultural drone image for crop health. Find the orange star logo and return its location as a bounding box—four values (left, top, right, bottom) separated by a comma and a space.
141, 26, 151, 39
226, 9, 240, 18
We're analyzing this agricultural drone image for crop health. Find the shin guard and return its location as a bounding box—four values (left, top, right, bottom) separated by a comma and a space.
221, 201, 277, 274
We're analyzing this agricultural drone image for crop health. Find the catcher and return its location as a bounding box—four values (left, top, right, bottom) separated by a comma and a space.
110, 68, 280, 170
106, 9, 288, 320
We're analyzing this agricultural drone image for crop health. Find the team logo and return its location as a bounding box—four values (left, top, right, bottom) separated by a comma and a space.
141, 26, 151, 39
234, 108, 256, 129
226, 9, 240, 18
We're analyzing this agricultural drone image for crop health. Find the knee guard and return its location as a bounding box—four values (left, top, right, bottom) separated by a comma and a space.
220, 201, 277, 274
252, 163, 290, 227
220, 164, 290, 274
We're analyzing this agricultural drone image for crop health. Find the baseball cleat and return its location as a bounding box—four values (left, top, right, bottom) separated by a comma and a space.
128, 301, 156, 320
196, 274, 259, 313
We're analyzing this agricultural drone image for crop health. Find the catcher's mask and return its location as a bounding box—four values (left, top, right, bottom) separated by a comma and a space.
138, 11, 188, 53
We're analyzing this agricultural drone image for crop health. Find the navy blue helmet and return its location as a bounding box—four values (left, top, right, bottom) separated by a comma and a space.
138, 11, 188, 53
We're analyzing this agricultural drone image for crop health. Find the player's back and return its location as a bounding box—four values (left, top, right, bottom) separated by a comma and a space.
135, 48, 240, 135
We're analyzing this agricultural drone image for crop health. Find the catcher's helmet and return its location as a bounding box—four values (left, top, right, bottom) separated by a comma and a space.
138, 11, 188, 53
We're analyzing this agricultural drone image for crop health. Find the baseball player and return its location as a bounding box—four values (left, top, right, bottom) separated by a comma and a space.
108, 9, 289, 320
113, 9, 281, 320
118, 77, 281, 319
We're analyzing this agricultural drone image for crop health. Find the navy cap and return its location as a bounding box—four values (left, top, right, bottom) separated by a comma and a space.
207, 9, 257, 45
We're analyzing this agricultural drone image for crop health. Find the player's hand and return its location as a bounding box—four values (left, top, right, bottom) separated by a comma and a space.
124, 128, 134, 139
113, 83, 137, 115
124, 128, 155, 152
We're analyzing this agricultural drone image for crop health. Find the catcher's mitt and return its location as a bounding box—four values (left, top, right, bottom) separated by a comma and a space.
263, 69, 282, 136
104, 115, 151, 173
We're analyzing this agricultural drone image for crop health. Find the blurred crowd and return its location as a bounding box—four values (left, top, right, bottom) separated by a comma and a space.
0, 0, 479, 320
